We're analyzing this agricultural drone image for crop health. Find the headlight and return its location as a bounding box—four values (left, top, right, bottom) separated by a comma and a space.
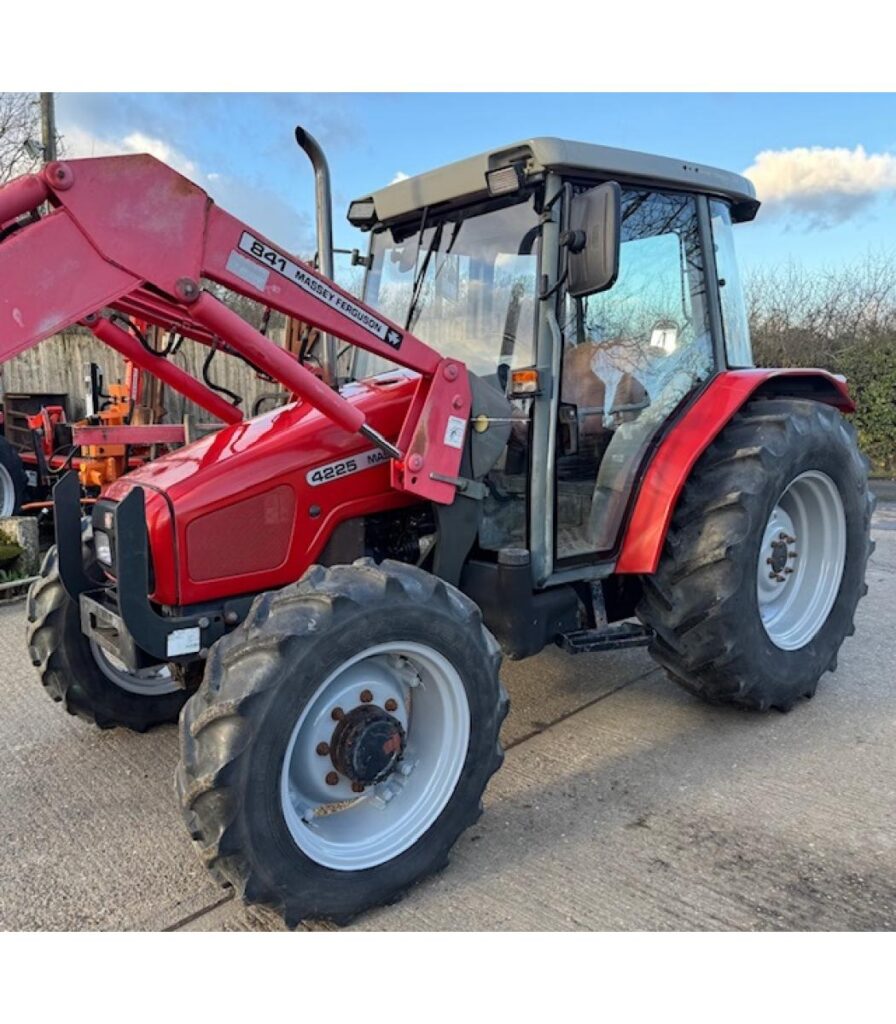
347, 198, 377, 228
485, 163, 524, 196
94, 530, 113, 566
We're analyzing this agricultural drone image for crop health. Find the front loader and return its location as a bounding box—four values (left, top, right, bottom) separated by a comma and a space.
0, 132, 873, 926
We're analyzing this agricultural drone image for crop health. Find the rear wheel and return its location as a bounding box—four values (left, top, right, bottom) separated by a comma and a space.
176, 559, 507, 926
26, 545, 187, 730
637, 399, 873, 711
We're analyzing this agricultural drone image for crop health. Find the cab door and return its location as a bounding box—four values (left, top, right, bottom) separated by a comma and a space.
554, 187, 717, 564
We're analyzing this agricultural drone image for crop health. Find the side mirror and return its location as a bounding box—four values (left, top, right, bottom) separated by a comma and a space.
565, 181, 621, 299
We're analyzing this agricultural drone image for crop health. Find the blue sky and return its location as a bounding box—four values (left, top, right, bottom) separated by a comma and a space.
56, 93, 896, 281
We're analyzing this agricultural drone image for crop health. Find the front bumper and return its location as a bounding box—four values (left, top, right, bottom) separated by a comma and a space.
53, 472, 253, 672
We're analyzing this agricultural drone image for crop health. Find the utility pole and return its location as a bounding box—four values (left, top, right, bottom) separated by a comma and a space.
39, 92, 57, 163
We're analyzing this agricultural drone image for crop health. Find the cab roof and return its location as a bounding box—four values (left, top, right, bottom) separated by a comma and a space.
349, 136, 759, 228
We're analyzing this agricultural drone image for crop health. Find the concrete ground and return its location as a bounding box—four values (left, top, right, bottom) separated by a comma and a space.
1, 505, 894, 932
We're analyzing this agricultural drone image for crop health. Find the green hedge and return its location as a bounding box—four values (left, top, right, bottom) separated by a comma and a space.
752, 332, 896, 476
837, 335, 896, 475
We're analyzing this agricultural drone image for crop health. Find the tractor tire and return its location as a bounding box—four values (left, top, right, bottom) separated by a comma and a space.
636, 398, 873, 712
176, 558, 508, 927
26, 545, 188, 731
0, 435, 26, 516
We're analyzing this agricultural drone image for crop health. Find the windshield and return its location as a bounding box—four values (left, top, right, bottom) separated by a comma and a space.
354, 195, 541, 382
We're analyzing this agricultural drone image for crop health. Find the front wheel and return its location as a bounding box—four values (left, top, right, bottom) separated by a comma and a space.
637, 398, 874, 711
176, 559, 507, 927
26, 546, 188, 730
0, 435, 26, 516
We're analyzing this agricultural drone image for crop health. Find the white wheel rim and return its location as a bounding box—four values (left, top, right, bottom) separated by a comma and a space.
756, 470, 846, 651
280, 641, 471, 871
0, 463, 15, 517
89, 641, 179, 696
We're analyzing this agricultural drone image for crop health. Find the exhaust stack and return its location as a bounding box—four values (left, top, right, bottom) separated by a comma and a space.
294, 126, 338, 386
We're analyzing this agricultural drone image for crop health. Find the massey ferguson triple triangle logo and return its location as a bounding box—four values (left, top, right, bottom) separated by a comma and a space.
238, 232, 403, 349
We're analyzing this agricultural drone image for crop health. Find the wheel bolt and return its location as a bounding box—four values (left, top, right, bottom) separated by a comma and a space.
351, 781, 365, 794
316, 741, 330, 756
331, 707, 344, 721
325, 771, 339, 786
384, 698, 398, 712
360, 689, 373, 703
789, 551, 798, 559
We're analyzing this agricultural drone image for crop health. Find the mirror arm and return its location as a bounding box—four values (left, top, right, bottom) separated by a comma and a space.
538, 268, 568, 303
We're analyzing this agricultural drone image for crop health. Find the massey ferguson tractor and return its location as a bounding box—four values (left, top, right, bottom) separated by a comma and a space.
0, 131, 872, 926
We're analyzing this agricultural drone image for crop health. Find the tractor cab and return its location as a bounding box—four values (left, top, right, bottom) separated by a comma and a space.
347, 138, 759, 585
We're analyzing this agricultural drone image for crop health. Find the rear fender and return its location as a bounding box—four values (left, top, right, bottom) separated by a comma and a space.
615, 369, 854, 575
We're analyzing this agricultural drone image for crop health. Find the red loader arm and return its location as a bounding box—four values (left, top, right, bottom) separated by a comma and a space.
0, 156, 469, 504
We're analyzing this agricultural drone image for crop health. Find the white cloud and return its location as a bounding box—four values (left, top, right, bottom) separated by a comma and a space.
744, 144, 896, 227
60, 126, 122, 160
121, 131, 199, 178
389, 170, 410, 184
59, 124, 315, 256
63, 126, 201, 179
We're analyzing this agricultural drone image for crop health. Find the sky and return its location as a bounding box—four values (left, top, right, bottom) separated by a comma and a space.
55, 92, 896, 283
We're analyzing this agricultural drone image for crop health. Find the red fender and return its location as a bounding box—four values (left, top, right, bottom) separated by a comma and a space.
615, 369, 854, 575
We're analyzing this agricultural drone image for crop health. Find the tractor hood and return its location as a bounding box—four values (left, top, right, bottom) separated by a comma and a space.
103, 372, 419, 607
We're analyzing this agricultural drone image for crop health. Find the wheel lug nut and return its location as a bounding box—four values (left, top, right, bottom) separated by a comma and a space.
331, 707, 344, 721
325, 771, 339, 786
789, 551, 798, 559
351, 781, 365, 794
384, 698, 398, 712
316, 741, 330, 756
360, 689, 373, 703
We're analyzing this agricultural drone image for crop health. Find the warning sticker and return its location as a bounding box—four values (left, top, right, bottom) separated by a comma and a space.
443, 415, 467, 449
239, 232, 403, 348
167, 626, 201, 657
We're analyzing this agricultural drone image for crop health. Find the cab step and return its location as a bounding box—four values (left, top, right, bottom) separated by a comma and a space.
557, 621, 653, 654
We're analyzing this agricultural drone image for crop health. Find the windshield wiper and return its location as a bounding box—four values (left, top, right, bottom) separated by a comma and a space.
404, 212, 465, 333
404, 216, 442, 332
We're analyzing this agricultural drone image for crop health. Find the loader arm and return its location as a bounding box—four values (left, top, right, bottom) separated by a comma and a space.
0, 155, 469, 504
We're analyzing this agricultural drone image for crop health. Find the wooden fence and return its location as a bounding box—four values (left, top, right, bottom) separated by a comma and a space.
0, 328, 288, 425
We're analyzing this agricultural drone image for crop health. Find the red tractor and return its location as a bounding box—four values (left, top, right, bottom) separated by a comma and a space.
0, 132, 872, 926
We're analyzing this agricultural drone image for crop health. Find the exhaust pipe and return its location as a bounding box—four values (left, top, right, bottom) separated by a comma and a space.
295, 126, 338, 386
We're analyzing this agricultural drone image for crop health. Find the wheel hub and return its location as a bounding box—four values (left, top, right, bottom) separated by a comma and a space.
280, 641, 471, 871
755, 470, 847, 651
767, 533, 796, 580
330, 704, 406, 785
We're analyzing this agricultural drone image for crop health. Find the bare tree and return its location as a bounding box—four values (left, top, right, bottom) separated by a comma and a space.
746, 250, 896, 369
0, 92, 42, 184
